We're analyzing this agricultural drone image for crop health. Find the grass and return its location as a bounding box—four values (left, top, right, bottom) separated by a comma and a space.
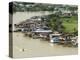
61, 16, 78, 33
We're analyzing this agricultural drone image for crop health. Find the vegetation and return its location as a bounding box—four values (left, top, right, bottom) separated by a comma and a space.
9, 2, 77, 13
48, 14, 78, 34
62, 16, 78, 33
47, 15, 64, 33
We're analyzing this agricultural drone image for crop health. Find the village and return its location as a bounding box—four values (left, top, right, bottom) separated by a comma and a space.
14, 13, 78, 47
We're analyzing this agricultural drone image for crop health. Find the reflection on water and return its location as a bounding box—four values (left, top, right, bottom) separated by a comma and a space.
13, 32, 78, 58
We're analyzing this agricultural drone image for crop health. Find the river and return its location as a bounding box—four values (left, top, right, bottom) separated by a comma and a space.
12, 12, 78, 58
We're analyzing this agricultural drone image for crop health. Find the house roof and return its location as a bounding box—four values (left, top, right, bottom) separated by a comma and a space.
32, 29, 52, 33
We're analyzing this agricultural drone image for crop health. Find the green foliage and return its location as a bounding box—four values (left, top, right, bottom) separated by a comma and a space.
61, 16, 78, 33
48, 15, 65, 33
48, 14, 78, 34
10, 2, 77, 13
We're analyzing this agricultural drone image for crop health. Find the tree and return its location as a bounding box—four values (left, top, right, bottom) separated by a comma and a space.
48, 15, 65, 33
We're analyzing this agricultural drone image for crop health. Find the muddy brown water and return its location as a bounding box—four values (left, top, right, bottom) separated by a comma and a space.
13, 32, 78, 58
